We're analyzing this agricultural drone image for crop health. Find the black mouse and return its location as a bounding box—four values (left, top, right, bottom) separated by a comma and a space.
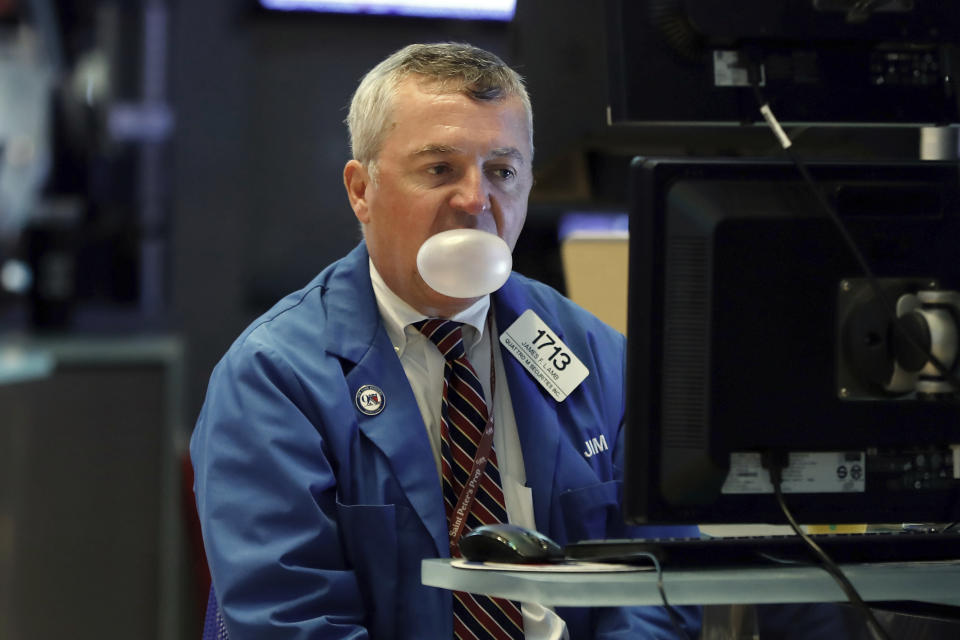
458, 523, 565, 564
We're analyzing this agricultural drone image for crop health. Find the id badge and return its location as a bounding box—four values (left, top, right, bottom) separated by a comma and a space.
500, 309, 589, 402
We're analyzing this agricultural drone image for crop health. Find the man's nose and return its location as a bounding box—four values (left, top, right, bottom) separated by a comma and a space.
450, 168, 491, 215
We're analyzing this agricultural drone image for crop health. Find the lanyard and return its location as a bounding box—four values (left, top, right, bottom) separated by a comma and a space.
447, 316, 498, 551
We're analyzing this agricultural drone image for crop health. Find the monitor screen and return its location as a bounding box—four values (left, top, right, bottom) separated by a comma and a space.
604, 0, 960, 125
624, 156, 960, 525
257, 0, 516, 21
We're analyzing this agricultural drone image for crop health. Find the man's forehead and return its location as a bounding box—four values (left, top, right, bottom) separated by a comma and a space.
384, 79, 532, 160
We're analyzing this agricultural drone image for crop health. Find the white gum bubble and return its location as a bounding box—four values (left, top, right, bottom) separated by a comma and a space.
416, 229, 512, 298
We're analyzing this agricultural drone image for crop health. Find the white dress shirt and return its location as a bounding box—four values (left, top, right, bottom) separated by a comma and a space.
369, 260, 568, 640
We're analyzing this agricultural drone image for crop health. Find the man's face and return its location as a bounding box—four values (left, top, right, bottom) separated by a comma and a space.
344, 77, 533, 317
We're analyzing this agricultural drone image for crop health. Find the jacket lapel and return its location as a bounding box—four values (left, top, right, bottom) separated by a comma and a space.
324, 243, 448, 556
493, 278, 562, 535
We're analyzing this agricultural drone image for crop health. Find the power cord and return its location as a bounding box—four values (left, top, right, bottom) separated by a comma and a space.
768, 462, 893, 640
632, 550, 693, 640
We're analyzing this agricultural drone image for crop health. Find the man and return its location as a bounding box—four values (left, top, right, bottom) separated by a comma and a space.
191, 42, 701, 639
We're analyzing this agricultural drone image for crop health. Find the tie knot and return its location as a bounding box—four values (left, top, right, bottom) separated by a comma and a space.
413, 318, 466, 362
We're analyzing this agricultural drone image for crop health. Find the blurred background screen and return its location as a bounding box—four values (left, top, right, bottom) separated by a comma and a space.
256, 0, 517, 21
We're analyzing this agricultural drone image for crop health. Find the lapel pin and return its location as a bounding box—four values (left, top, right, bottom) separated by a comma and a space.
355, 384, 386, 416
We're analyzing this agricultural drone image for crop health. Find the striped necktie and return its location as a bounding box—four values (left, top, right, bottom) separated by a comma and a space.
414, 318, 524, 640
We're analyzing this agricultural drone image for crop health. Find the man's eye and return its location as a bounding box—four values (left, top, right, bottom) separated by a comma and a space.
490, 167, 516, 181
427, 165, 451, 176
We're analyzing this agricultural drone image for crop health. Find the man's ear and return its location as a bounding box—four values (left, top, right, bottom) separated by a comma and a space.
343, 160, 371, 223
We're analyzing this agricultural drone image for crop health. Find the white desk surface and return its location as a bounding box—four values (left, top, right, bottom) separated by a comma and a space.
422, 559, 960, 608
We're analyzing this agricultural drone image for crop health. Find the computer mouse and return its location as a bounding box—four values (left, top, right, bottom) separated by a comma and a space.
458, 523, 565, 564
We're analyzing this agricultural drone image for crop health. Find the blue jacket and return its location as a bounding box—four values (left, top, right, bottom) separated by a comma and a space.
191, 242, 701, 639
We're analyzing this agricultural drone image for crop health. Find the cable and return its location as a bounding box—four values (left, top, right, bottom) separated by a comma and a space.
769, 464, 893, 640
755, 551, 809, 566
747, 71, 960, 394
632, 551, 693, 640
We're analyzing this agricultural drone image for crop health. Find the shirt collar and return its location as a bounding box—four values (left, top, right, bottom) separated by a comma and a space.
369, 258, 490, 356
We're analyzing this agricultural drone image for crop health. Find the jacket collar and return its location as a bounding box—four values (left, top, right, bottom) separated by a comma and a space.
322, 242, 383, 364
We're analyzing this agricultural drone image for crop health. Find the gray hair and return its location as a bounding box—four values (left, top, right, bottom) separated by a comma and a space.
346, 42, 533, 168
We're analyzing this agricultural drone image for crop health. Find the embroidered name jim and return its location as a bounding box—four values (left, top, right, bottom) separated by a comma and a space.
583, 435, 609, 458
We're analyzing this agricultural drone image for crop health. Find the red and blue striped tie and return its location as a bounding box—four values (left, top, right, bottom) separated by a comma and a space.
415, 318, 524, 640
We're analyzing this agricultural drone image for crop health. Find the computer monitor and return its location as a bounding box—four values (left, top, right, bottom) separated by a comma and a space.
604, 0, 960, 126
623, 156, 960, 525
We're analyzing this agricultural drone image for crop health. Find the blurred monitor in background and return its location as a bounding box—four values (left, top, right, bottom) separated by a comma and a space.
605, 0, 960, 126
256, 0, 517, 22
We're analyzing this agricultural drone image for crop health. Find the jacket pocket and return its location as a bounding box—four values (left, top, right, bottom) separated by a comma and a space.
557, 480, 621, 543
335, 501, 399, 638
